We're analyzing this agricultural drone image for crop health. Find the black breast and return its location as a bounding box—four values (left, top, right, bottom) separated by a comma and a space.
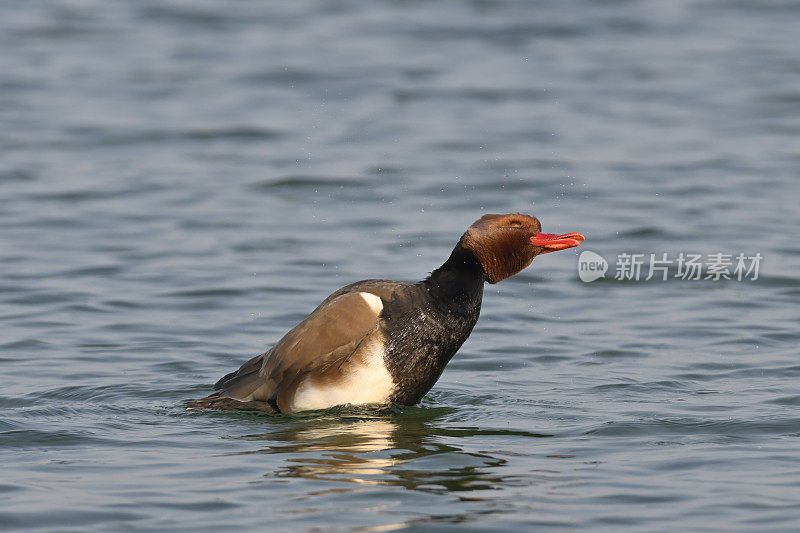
346, 243, 487, 407
380, 275, 484, 405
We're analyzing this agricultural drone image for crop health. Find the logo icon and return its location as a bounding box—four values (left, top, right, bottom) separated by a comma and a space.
578, 250, 608, 282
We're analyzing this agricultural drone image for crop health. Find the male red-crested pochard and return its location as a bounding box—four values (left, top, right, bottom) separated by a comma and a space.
187, 213, 584, 413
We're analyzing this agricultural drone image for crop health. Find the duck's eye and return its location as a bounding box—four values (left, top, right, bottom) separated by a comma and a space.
508, 220, 523, 228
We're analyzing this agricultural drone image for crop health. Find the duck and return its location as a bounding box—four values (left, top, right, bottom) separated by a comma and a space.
187, 213, 584, 413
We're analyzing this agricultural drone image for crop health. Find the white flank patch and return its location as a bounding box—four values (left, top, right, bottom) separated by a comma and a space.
289, 337, 395, 413
359, 292, 383, 315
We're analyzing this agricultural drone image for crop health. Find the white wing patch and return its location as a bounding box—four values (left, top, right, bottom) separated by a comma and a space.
291, 332, 395, 412
359, 292, 384, 315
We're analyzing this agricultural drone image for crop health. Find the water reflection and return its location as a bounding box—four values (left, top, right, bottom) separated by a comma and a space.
270, 418, 400, 485
232, 408, 552, 495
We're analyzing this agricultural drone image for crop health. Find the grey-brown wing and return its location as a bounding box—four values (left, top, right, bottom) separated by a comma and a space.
212, 290, 385, 404
213, 351, 264, 391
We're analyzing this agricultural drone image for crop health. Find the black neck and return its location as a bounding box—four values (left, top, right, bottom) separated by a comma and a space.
383, 242, 487, 405
422, 242, 486, 316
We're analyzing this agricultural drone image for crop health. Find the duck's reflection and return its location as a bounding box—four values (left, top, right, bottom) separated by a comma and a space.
274, 418, 400, 484
231, 407, 551, 494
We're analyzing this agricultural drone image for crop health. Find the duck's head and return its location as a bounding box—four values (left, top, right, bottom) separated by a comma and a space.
460, 213, 585, 283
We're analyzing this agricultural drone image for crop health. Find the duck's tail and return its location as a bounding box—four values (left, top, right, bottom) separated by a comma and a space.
184, 393, 277, 413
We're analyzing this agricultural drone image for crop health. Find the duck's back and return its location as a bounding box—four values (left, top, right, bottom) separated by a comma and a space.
189, 280, 411, 412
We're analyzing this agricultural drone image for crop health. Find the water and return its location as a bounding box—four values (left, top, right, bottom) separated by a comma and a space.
1, 0, 799, 530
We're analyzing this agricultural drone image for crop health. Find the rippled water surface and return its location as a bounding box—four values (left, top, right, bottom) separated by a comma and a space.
2, 0, 799, 531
